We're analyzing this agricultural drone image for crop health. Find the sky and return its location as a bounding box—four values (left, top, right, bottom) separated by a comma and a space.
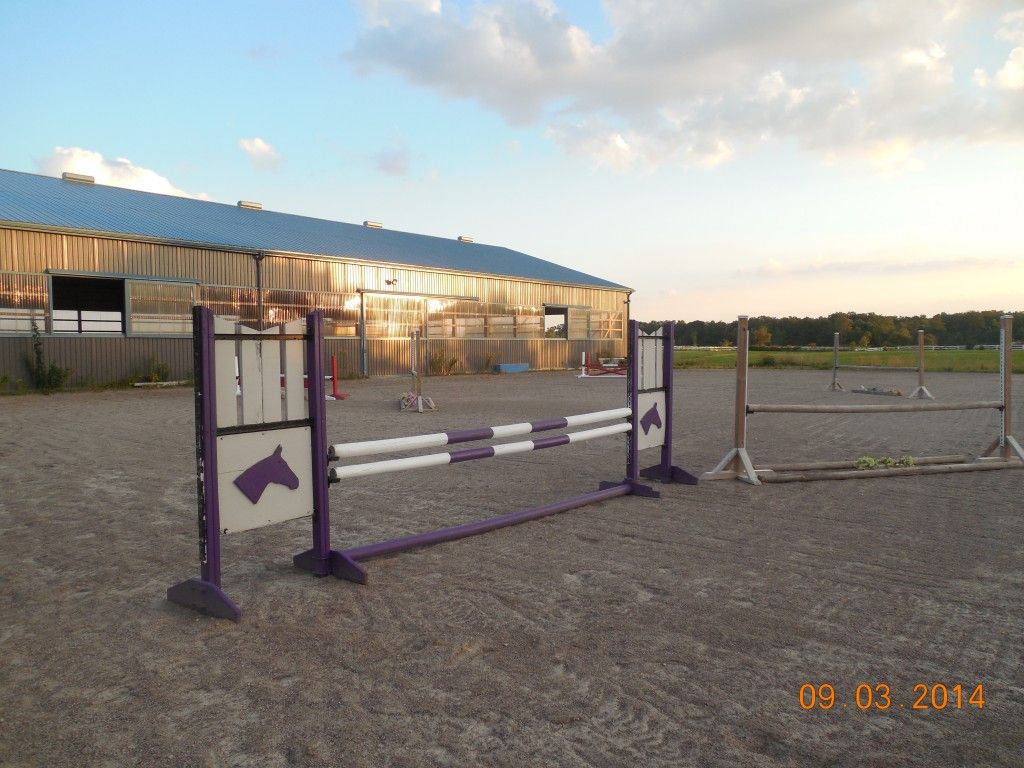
1, 0, 1022, 321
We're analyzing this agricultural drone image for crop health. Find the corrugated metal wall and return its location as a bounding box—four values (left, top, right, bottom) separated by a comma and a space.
0, 336, 192, 386
1, 226, 629, 386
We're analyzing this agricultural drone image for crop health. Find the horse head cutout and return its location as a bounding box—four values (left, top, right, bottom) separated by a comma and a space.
639, 402, 663, 435
233, 445, 300, 504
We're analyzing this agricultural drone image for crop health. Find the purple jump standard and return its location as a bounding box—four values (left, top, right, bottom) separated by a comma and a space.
168, 312, 697, 619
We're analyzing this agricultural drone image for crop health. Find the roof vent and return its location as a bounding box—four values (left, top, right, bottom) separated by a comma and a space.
61, 172, 95, 184
237, 200, 262, 210
457, 235, 474, 243
363, 220, 383, 229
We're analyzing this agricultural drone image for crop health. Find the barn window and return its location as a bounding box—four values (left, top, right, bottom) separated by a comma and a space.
544, 306, 568, 339
51, 275, 125, 334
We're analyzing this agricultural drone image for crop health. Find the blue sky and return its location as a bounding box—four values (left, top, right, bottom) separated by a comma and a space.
1, 0, 1022, 320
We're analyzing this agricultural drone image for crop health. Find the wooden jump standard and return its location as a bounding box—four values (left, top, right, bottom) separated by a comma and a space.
703, 315, 1022, 484
829, 328, 934, 399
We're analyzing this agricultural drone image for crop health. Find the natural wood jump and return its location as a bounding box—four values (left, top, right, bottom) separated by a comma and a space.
746, 401, 1002, 414
703, 314, 1022, 484
830, 328, 933, 399
758, 460, 1021, 483
755, 454, 969, 472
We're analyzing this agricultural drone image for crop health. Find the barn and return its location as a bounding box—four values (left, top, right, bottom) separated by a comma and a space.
0, 168, 630, 386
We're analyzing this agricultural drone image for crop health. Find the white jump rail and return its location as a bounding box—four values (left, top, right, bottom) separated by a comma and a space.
331, 422, 632, 481
330, 407, 632, 459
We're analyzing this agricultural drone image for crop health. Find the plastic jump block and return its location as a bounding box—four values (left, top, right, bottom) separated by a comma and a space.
494, 363, 529, 373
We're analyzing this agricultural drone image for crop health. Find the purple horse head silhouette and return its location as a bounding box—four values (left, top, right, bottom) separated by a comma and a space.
639, 402, 662, 435
233, 445, 299, 504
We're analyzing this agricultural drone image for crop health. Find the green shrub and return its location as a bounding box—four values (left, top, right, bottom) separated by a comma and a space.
145, 356, 171, 383
428, 350, 458, 376
28, 324, 73, 393
856, 455, 914, 470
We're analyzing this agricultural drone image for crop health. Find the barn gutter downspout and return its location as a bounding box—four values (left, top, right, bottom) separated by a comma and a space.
359, 291, 368, 376
254, 251, 266, 330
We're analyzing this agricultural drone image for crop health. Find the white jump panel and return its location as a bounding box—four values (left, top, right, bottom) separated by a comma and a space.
638, 331, 665, 391
283, 319, 306, 421
217, 426, 314, 534
635, 391, 667, 451
238, 325, 263, 424
214, 317, 238, 428
260, 337, 282, 423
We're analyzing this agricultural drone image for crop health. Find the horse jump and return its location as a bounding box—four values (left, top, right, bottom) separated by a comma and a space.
578, 352, 627, 378
168, 311, 696, 619
829, 328, 933, 399
703, 315, 1022, 484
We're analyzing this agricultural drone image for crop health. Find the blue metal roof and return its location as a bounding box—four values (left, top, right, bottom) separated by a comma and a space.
0, 168, 627, 290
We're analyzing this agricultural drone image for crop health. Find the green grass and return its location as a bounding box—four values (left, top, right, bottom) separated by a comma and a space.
674, 348, 1024, 374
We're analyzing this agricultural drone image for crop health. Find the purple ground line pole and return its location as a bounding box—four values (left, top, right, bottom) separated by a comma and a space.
641, 321, 699, 484
343, 484, 633, 561
166, 306, 241, 620
293, 310, 367, 583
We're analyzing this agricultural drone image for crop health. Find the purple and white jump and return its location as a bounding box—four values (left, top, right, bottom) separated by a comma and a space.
168, 311, 697, 621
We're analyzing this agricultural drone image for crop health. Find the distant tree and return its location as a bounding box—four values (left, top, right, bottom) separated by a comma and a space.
751, 326, 773, 346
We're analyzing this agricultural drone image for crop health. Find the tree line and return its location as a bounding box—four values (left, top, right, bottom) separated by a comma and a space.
639, 310, 1023, 348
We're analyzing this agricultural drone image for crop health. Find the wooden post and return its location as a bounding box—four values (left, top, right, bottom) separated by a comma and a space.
909, 328, 934, 399
918, 330, 925, 387
828, 331, 843, 391
733, 316, 749, 467
703, 315, 760, 483
1002, 315, 1012, 460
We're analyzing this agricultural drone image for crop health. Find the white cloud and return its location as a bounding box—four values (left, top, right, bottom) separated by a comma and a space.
349, 1, 1024, 170
995, 9, 1024, 46
358, 0, 441, 27
736, 255, 1016, 279
687, 138, 734, 169
34, 147, 210, 199
995, 47, 1024, 89
373, 146, 411, 175
239, 137, 281, 170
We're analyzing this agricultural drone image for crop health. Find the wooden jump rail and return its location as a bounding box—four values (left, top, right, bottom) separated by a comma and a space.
829, 328, 933, 399
704, 314, 1023, 484
747, 401, 1001, 414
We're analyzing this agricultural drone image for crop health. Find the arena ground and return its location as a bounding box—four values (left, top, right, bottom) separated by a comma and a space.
1, 368, 1021, 767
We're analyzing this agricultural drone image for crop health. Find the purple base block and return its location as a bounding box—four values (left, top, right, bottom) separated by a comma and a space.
599, 479, 660, 498
293, 548, 368, 584
640, 464, 700, 485
166, 578, 241, 621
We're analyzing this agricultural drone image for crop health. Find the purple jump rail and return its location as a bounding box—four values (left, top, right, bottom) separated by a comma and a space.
344, 483, 634, 561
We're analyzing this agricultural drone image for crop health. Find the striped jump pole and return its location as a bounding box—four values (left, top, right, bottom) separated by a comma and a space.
331, 422, 631, 481
330, 407, 631, 459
